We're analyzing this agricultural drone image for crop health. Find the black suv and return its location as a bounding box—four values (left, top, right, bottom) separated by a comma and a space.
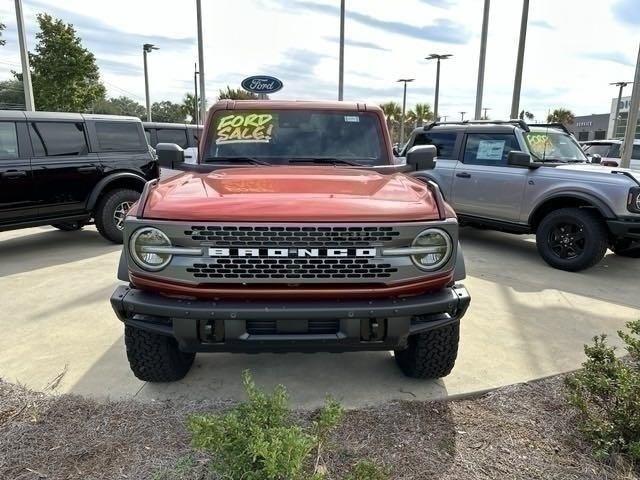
0, 111, 158, 243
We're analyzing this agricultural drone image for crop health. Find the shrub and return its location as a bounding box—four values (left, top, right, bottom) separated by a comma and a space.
188, 371, 343, 479
565, 320, 640, 462
344, 459, 389, 480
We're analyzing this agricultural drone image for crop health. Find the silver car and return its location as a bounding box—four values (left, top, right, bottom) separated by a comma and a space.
402, 120, 640, 271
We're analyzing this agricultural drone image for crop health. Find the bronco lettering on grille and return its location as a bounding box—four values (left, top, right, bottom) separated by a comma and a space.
208, 247, 377, 258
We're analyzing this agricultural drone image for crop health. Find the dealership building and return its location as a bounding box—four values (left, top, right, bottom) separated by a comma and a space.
608, 95, 640, 139
569, 114, 610, 141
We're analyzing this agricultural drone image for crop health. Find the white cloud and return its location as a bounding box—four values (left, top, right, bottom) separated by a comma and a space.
0, 0, 637, 121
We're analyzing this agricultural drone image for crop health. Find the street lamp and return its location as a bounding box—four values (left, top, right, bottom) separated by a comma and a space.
459, 111, 466, 121
143, 43, 158, 122
338, 0, 345, 100
474, 0, 490, 120
397, 78, 414, 145
510, 0, 530, 119
610, 81, 633, 138
425, 53, 452, 121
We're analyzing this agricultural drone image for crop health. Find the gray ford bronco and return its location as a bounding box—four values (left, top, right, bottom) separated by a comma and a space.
401, 120, 640, 271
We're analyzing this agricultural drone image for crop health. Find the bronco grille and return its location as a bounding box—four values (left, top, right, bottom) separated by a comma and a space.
186, 258, 398, 280
184, 225, 400, 247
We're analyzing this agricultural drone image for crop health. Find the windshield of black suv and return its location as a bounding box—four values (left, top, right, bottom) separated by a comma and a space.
524, 130, 588, 163
205, 110, 387, 166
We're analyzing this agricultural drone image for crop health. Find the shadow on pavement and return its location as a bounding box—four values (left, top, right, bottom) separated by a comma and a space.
460, 227, 640, 309
0, 227, 121, 277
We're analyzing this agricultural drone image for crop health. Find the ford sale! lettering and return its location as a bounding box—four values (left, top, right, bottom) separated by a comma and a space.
216, 113, 274, 144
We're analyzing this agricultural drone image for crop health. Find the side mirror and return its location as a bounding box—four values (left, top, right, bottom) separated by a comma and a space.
157, 143, 185, 169
591, 154, 602, 164
406, 145, 436, 171
507, 150, 532, 168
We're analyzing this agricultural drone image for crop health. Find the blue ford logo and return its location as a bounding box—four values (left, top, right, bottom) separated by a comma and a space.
241, 75, 284, 94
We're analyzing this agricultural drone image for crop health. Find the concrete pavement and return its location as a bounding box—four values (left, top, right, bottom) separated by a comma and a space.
0, 226, 638, 409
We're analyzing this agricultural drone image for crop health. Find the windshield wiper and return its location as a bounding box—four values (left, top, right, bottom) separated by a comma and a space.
288, 157, 366, 166
206, 156, 271, 166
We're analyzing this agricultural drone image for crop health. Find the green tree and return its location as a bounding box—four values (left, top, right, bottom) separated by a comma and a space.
217, 86, 259, 100
151, 100, 186, 123
519, 110, 535, 121
409, 103, 434, 127
25, 14, 105, 112
182, 93, 198, 124
93, 96, 145, 118
0, 79, 26, 109
380, 101, 401, 142
547, 108, 575, 126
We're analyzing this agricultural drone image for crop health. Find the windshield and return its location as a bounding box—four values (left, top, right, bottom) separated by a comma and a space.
524, 130, 588, 163
206, 110, 387, 166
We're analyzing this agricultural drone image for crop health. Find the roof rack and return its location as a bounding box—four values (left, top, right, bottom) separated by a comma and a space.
423, 119, 530, 132
528, 123, 572, 135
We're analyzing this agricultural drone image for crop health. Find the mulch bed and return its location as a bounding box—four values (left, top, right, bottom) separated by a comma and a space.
1, 375, 637, 480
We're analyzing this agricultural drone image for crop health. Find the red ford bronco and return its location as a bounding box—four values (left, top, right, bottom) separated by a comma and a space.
110, 100, 470, 382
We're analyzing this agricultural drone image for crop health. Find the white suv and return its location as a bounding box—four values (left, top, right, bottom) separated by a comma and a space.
582, 139, 640, 171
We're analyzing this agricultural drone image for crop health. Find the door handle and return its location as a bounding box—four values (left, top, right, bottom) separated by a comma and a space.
1, 170, 27, 179
456, 172, 471, 178
77, 166, 98, 173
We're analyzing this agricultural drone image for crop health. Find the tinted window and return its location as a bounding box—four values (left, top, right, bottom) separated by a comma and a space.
577, 131, 589, 141
463, 133, 520, 166
584, 144, 613, 157
633, 145, 640, 159
413, 132, 457, 158
0, 122, 19, 159
144, 129, 152, 145
157, 128, 188, 148
594, 130, 606, 140
30, 122, 88, 156
95, 121, 146, 151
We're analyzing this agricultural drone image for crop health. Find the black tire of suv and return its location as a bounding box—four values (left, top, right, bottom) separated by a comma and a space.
611, 239, 640, 258
536, 207, 608, 272
394, 322, 459, 379
124, 326, 195, 382
94, 188, 140, 244
51, 221, 84, 231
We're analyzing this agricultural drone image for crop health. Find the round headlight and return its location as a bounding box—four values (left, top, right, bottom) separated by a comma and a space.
411, 228, 453, 271
130, 227, 172, 271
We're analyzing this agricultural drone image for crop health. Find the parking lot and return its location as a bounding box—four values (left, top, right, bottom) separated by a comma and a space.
1, 225, 638, 409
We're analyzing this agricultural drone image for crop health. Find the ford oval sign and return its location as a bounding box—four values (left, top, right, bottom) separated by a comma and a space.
241, 75, 283, 95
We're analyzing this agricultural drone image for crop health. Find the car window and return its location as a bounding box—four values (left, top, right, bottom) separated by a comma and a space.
412, 132, 457, 158
95, 121, 146, 151
144, 129, 152, 146
0, 122, 19, 160
632, 145, 640, 160
463, 133, 519, 166
157, 128, 188, 148
583, 144, 613, 157
29, 122, 88, 157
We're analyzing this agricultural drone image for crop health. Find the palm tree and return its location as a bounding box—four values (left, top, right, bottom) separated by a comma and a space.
547, 108, 575, 126
379, 101, 402, 142
518, 110, 535, 121
182, 93, 198, 124
412, 103, 434, 126
217, 86, 260, 100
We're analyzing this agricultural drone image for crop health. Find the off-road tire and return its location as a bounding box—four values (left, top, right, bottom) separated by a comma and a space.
51, 221, 84, 231
124, 326, 195, 382
94, 188, 140, 244
394, 322, 459, 379
536, 207, 608, 272
611, 238, 640, 258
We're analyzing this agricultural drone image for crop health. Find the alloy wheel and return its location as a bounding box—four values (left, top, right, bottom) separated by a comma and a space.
113, 201, 134, 231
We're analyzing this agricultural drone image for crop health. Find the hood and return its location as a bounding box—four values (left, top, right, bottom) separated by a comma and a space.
143, 166, 441, 222
555, 163, 640, 183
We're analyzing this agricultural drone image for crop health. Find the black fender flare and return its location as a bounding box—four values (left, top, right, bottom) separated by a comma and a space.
453, 242, 466, 281
117, 248, 129, 282
409, 173, 447, 201
87, 172, 147, 211
528, 191, 616, 226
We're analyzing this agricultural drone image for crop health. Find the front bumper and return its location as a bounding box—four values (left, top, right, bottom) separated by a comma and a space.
110, 284, 470, 353
607, 218, 640, 240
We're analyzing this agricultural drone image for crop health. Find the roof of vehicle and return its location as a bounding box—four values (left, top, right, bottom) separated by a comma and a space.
407, 120, 571, 136
210, 99, 382, 113
582, 139, 640, 145
0, 110, 142, 122
143, 121, 203, 129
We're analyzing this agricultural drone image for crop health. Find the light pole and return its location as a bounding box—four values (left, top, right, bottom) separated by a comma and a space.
610, 81, 632, 138
15, 0, 34, 111
459, 111, 466, 121
621, 43, 640, 169
143, 43, 158, 122
482, 107, 491, 119
426, 53, 452, 121
194, 63, 199, 125
474, 0, 490, 120
397, 78, 414, 145
338, 0, 345, 100
196, 0, 206, 122
510, 0, 529, 119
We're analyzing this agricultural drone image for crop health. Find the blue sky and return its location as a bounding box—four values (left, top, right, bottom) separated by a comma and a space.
0, 0, 638, 121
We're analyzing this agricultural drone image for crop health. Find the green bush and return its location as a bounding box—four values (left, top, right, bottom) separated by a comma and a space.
188, 371, 343, 479
566, 320, 640, 462
343, 459, 389, 480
